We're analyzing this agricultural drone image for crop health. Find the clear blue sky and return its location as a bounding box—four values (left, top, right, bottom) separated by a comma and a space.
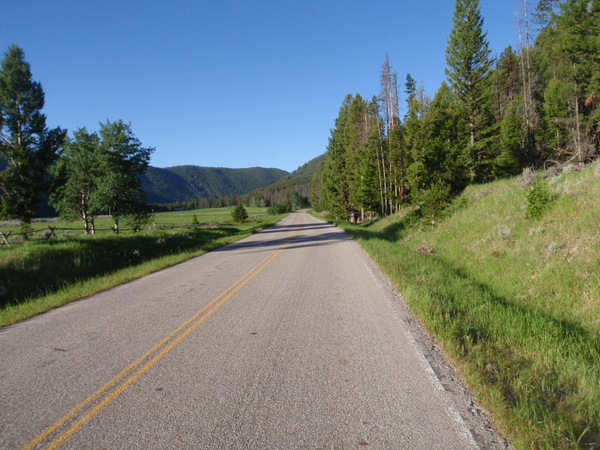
2, 0, 524, 173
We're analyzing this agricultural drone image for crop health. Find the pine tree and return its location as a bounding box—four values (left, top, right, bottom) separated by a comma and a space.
407, 83, 468, 210
535, 0, 600, 163
345, 94, 369, 222
491, 46, 530, 177
0, 45, 66, 225
445, 0, 495, 181
379, 55, 404, 211
231, 202, 248, 223
533, 0, 561, 28
347, 95, 382, 221
321, 95, 352, 220
493, 101, 527, 178
404, 81, 430, 202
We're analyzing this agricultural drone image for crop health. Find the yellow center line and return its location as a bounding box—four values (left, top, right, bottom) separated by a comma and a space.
23, 222, 299, 450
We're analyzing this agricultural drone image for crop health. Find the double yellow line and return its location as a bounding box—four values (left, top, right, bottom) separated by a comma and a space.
24, 225, 298, 449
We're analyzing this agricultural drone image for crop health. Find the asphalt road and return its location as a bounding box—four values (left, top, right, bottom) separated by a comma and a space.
0, 210, 507, 449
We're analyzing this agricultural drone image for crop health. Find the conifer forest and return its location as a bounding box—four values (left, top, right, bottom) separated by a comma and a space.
312, 0, 600, 222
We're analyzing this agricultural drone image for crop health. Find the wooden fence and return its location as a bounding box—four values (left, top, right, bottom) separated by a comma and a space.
0, 222, 222, 247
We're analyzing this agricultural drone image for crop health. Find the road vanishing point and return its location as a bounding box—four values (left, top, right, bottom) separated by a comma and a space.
0, 210, 507, 449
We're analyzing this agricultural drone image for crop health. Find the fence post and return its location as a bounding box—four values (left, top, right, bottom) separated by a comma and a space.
48, 226, 57, 238
0, 230, 11, 247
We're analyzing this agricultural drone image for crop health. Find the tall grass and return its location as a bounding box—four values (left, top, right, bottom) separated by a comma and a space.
0, 208, 284, 326
319, 161, 600, 448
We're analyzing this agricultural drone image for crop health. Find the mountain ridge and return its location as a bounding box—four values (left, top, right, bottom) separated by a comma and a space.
140, 165, 289, 204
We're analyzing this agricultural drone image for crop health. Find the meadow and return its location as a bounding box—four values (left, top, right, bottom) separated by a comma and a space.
0, 207, 284, 326
314, 161, 600, 449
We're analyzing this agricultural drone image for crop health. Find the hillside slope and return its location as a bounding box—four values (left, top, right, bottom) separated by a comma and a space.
141, 165, 289, 203
331, 160, 600, 448
243, 153, 326, 205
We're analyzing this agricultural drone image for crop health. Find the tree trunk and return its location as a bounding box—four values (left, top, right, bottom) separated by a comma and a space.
573, 64, 582, 163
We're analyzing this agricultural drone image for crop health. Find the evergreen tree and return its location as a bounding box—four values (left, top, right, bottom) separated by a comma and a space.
493, 100, 527, 178
445, 0, 495, 181
535, 0, 600, 163
491, 47, 530, 177
231, 202, 248, 223
407, 83, 468, 206
533, 0, 561, 29
321, 95, 352, 220
404, 73, 417, 107
347, 96, 382, 221
310, 159, 324, 211
0, 45, 66, 225
320, 94, 384, 222
355, 127, 382, 220
494, 46, 521, 115
404, 82, 430, 199
345, 94, 371, 222
379, 56, 405, 211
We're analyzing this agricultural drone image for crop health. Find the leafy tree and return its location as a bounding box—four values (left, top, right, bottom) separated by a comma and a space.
267, 201, 291, 215
96, 120, 153, 233
51, 121, 153, 234
445, 0, 496, 181
50, 128, 102, 234
0, 45, 66, 226
231, 202, 248, 222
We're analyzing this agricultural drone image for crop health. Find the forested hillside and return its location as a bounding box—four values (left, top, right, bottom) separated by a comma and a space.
242, 154, 326, 206
141, 165, 288, 204
312, 0, 600, 222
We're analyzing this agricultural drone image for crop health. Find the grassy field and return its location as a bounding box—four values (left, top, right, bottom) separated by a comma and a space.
0, 207, 285, 326
314, 161, 600, 449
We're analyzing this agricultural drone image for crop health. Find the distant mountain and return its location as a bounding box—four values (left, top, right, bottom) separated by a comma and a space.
242, 154, 326, 205
140, 165, 289, 204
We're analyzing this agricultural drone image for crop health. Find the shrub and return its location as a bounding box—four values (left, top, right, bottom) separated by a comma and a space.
267, 202, 291, 215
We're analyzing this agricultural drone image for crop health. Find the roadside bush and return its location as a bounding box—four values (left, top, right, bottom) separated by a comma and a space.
267, 201, 291, 215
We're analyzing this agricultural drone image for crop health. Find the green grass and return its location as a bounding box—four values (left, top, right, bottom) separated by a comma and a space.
0, 207, 285, 326
313, 161, 600, 449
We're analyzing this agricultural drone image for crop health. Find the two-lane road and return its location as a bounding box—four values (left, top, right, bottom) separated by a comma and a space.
0, 210, 506, 448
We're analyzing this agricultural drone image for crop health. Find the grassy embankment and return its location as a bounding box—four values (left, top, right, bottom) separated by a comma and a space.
0, 207, 285, 327
315, 161, 600, 449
